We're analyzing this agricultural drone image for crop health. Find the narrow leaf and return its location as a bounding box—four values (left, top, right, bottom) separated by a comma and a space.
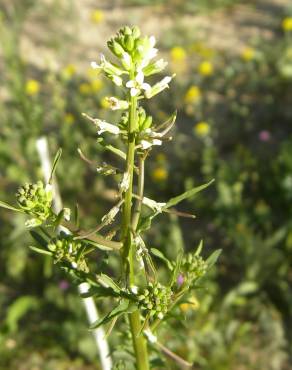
170, 251, 183, 287
151, 248, 173, 271
29, 245, 52, 256
97, 138, 126, 160
80, 285, 119, 299
206, 249, 222, 269
90, 300, 136, 329
97, 273, 121, 292
30, 230, 50, 248
74, 203, 80, 228
0, 200, 23, 213
164, 179, 215, 210
195, 240, 204, 256
49, 148, 62, 184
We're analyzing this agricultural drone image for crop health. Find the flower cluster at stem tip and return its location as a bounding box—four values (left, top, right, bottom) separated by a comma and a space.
91, 25, 174, 99
88, 26, 176, 151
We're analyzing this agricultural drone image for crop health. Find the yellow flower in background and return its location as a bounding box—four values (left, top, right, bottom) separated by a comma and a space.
64, 113, 75, 125
170, 46, 187, 62
90, 9, 104, 24
184, 85, 201, 104
198, 61, 213, 76
151, 167, 168, 182
62, 64, 76, 79
100, 96, 110, 109
191, 42, 215, 59
241, 47, 255, 62
194, 121, 210, 137
155, 153, 167, 163
79, 83, 91, 95
91, 79, 103, 92
180, 296, 200, 312
25, 79, 40, 96
282, 17, 292, 31
87, 66, 98, 79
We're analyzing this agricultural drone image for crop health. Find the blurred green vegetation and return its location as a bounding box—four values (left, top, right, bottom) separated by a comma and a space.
0, 0, 292, 369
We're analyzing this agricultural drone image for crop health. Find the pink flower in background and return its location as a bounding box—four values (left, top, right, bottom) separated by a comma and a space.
177, 274, 184, 287
258, 130, 271, 142
59, 280, 70, 291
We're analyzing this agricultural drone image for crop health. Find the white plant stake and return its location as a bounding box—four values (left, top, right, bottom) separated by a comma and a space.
35, 137, 112, 370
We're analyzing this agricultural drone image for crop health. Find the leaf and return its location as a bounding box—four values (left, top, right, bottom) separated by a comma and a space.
84, 238, 116, 251
80, 285, 119, 299
30, 230, 50, 248
137, 213, 154, 233
29, 245, 52, 256
54, 209, 65, 228
170, 251, 183, 287
163, 179, 215, 210
138, 180, 214, 233
206, 249, 222, 269
97, 138, 126, 160
90, 300, 137, 329
195, 240, 204, 256
0, 200, 23, 213
97, 273, 121, 293
150, 248, 173, 271
74, 203, 80, 228
5, 296, 39, 333
49, 148, 62, 184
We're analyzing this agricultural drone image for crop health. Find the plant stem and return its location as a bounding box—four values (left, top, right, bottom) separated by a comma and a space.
132, 156, 145, 230
121, 84, 149, 370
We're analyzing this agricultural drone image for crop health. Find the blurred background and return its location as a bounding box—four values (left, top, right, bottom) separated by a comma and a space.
0, 0, 292, 369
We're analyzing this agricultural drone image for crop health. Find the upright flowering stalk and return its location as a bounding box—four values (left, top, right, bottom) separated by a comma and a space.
0, 26, 221, 369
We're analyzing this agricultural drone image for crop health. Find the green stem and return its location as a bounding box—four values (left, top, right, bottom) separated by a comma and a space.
132, 156, 145, 230
121, 82, 149, 370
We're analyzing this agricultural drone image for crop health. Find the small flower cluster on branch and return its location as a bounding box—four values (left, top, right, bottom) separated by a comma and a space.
48, 233, 89, 273
137, 283, 172, 319
16, 181, 53, 227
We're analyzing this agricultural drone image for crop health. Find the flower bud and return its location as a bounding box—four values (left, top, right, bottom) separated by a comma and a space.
124, 35, 134, 52
131, 26, 141, 39
107, 39, 125, 57
143, 59, 168, 76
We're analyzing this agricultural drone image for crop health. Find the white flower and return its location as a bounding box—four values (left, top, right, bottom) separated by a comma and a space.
91, 55, 123, 76
91, 61, 99, 69
101, 204, 120, 224
142, 197, 166, 212
63, 207, 71, 221
140, 138, 162, 150
121, 52, 132, 70
107, 97, 129, 110
126, 71, 151, 97
95, 119, 120, 135
145, 75, 174, 99
111, 75, 123, 86
143, 58, 168, 76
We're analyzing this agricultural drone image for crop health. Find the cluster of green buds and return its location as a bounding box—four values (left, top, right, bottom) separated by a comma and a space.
16, 181, 53, 227
47, 233, 89, 273
180, 253, 208, 287
137, 282, 172, 319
